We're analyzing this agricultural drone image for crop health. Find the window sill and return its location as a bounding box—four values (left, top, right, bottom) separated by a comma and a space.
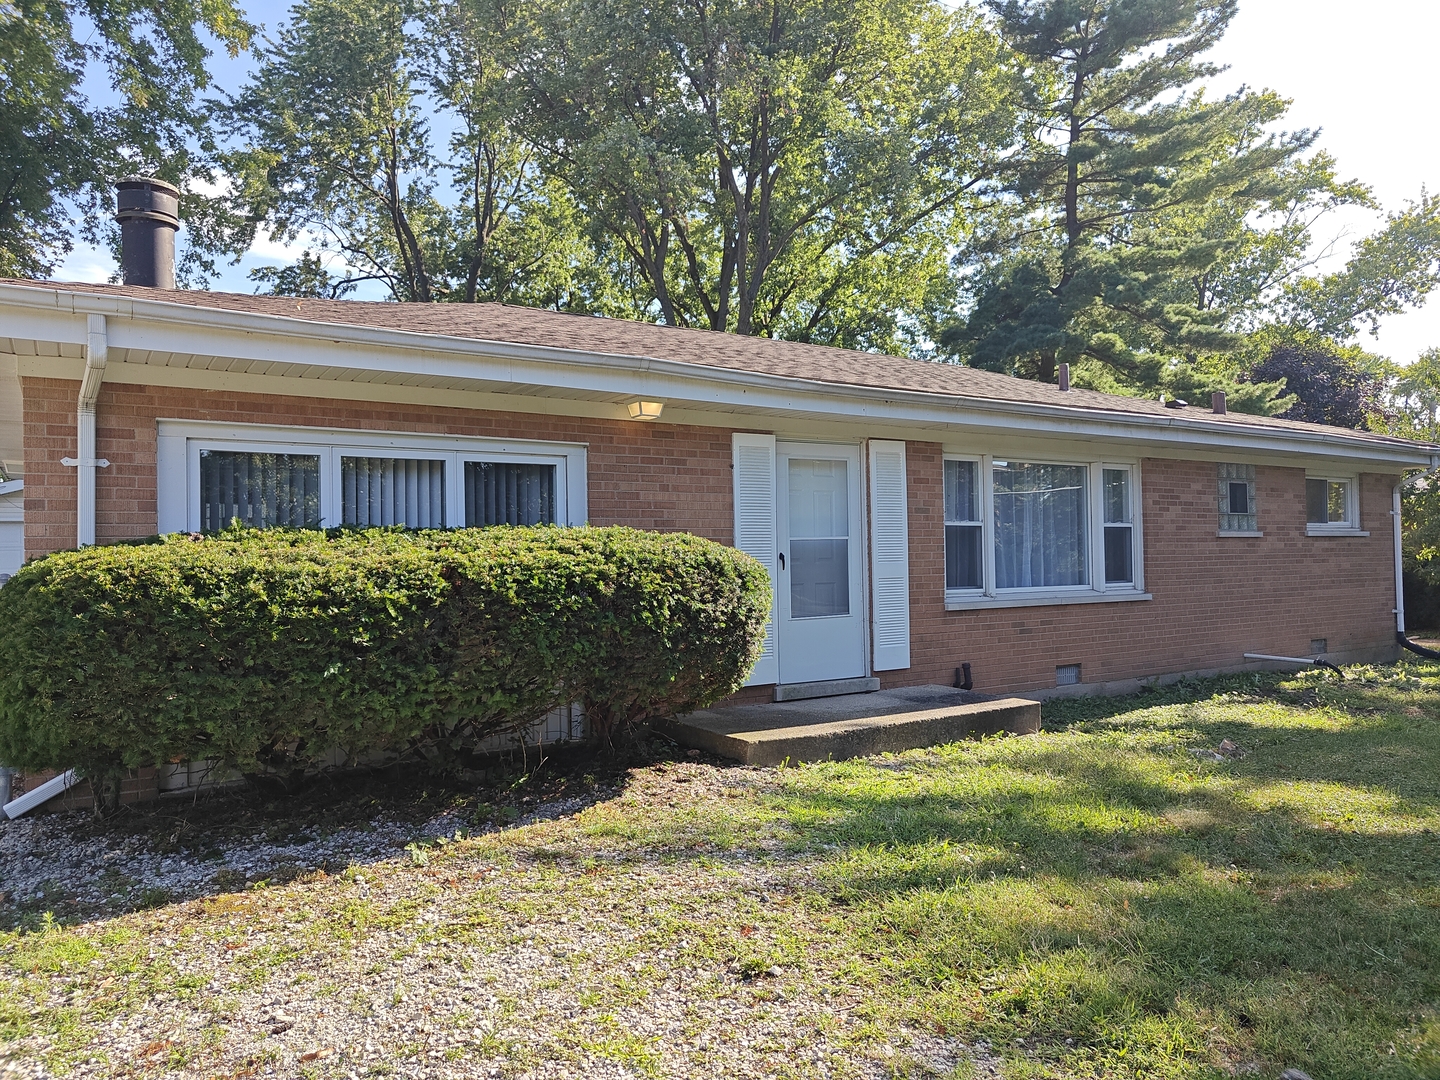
945, 590, 1152, 612
1306, 526, 1369, 537
1216, 530, 1264, 537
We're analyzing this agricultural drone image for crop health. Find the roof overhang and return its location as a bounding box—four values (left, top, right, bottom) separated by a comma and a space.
2, 281, 1436, 471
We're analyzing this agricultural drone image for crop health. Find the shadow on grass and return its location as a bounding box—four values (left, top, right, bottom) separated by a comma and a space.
755, 664, 1440, 1078
0, 736, 673, 932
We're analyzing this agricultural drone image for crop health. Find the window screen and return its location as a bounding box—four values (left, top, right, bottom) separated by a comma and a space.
199, 451, 320, 530
1218, 463, 1257, 532
993, 462, 1087, 589
341, 457, 445, 528
464, 461, 556, 526
944, 459, 982, 590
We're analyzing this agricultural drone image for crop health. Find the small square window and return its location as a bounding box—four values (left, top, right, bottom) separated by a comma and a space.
1218, 464, 1257, 532
1228, 482, 1249, 515
1306, 477, 1354, 528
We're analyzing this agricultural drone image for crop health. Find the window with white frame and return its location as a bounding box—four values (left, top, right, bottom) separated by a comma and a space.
1102, 467, 1135, 584
942, 455, 1144, 606
1306, 475, 1358, 532
159, 422, 587, 534
944, 459, 982, 590
993, 461, 1088, 588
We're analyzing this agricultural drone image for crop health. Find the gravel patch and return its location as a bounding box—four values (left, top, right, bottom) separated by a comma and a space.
0, 762, 1008, 1079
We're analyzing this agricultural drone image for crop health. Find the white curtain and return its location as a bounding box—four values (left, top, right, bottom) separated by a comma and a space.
993, 462, 1087, 588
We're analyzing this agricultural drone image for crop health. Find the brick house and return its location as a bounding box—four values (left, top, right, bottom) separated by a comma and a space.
2, 271, 1435, 720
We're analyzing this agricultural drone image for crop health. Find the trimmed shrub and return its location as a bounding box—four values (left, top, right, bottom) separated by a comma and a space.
0, 526, 771, 780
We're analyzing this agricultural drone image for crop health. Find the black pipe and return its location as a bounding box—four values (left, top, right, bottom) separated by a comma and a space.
116, 177, 180, 289
1398, 631, 1440, 661
954, 663, 973, 691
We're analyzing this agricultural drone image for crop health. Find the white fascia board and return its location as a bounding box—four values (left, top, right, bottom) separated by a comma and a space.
0, 479, 22, 496
1, 281, 1436, 470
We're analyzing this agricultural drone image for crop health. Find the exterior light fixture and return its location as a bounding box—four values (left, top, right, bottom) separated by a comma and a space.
626, 400, 664, 421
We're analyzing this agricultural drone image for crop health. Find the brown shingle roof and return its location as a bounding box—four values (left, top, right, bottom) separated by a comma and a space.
8, 278, 1434, 453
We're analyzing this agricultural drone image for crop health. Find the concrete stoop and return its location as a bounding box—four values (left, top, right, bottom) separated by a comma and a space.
662, 684, 1042, 766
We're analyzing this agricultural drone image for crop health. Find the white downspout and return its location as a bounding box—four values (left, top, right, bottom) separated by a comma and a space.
1394, 483, 1406, 636
61, 314, 110, 547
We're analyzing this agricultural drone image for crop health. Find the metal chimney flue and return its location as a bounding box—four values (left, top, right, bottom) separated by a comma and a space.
1057, 362, 1071, 392
115, 177, 180, 289
1211, 390, 1228, 414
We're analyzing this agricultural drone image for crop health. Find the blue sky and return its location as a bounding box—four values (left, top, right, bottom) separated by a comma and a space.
58, 0, 1440, 363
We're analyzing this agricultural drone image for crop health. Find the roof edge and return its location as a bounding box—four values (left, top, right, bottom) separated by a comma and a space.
2, 280, 1437, 469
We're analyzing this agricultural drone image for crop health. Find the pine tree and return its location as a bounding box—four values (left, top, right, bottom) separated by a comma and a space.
942, 0, 1310, 386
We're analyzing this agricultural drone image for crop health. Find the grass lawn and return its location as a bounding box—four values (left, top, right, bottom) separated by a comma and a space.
2, 661, 1439, 1078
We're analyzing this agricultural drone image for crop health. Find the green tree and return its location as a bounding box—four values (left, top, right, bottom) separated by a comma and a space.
941, 0, 1315, 385
518, 0, 1020, 350
0, 0, 253, 279
1280, 193, 1440, 342
227, 0, 619, 307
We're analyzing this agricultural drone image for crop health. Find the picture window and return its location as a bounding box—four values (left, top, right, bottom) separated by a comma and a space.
943, 455, 1143, 606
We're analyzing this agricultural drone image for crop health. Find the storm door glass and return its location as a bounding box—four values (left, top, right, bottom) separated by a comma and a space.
788, 458, 850, 618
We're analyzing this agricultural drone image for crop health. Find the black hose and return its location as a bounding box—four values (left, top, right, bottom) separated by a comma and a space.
1398, 631, 1440, 660
1314, 659, 1344, 676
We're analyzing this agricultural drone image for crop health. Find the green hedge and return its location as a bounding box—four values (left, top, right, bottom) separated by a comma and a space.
0, 526, 771, 780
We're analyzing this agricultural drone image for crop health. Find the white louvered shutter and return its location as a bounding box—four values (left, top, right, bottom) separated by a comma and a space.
732, 432, 779, 686
868, 440, 911, 671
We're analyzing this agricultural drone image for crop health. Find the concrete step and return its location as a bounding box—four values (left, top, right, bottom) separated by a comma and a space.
662, 684, 1041, 766
773, 677, 880, 702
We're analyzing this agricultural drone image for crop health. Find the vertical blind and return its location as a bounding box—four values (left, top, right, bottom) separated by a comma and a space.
993, 462, 1087, 589
464, 461, 556, 526
199, 451, 321, 530
341, 457, 445, 528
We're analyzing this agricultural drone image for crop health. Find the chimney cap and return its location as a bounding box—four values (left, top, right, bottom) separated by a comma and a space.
115, 176, 180, 228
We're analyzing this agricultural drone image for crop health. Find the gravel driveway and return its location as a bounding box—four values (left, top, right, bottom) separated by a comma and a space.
0, 760, 1003, 1079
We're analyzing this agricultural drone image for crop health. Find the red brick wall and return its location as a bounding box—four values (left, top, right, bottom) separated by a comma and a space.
22, 378, 1400, 702
21, 377, 740, 552
897, 441, 1400, 696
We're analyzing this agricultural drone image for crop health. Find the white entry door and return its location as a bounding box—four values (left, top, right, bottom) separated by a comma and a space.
776, 443, 866, 684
